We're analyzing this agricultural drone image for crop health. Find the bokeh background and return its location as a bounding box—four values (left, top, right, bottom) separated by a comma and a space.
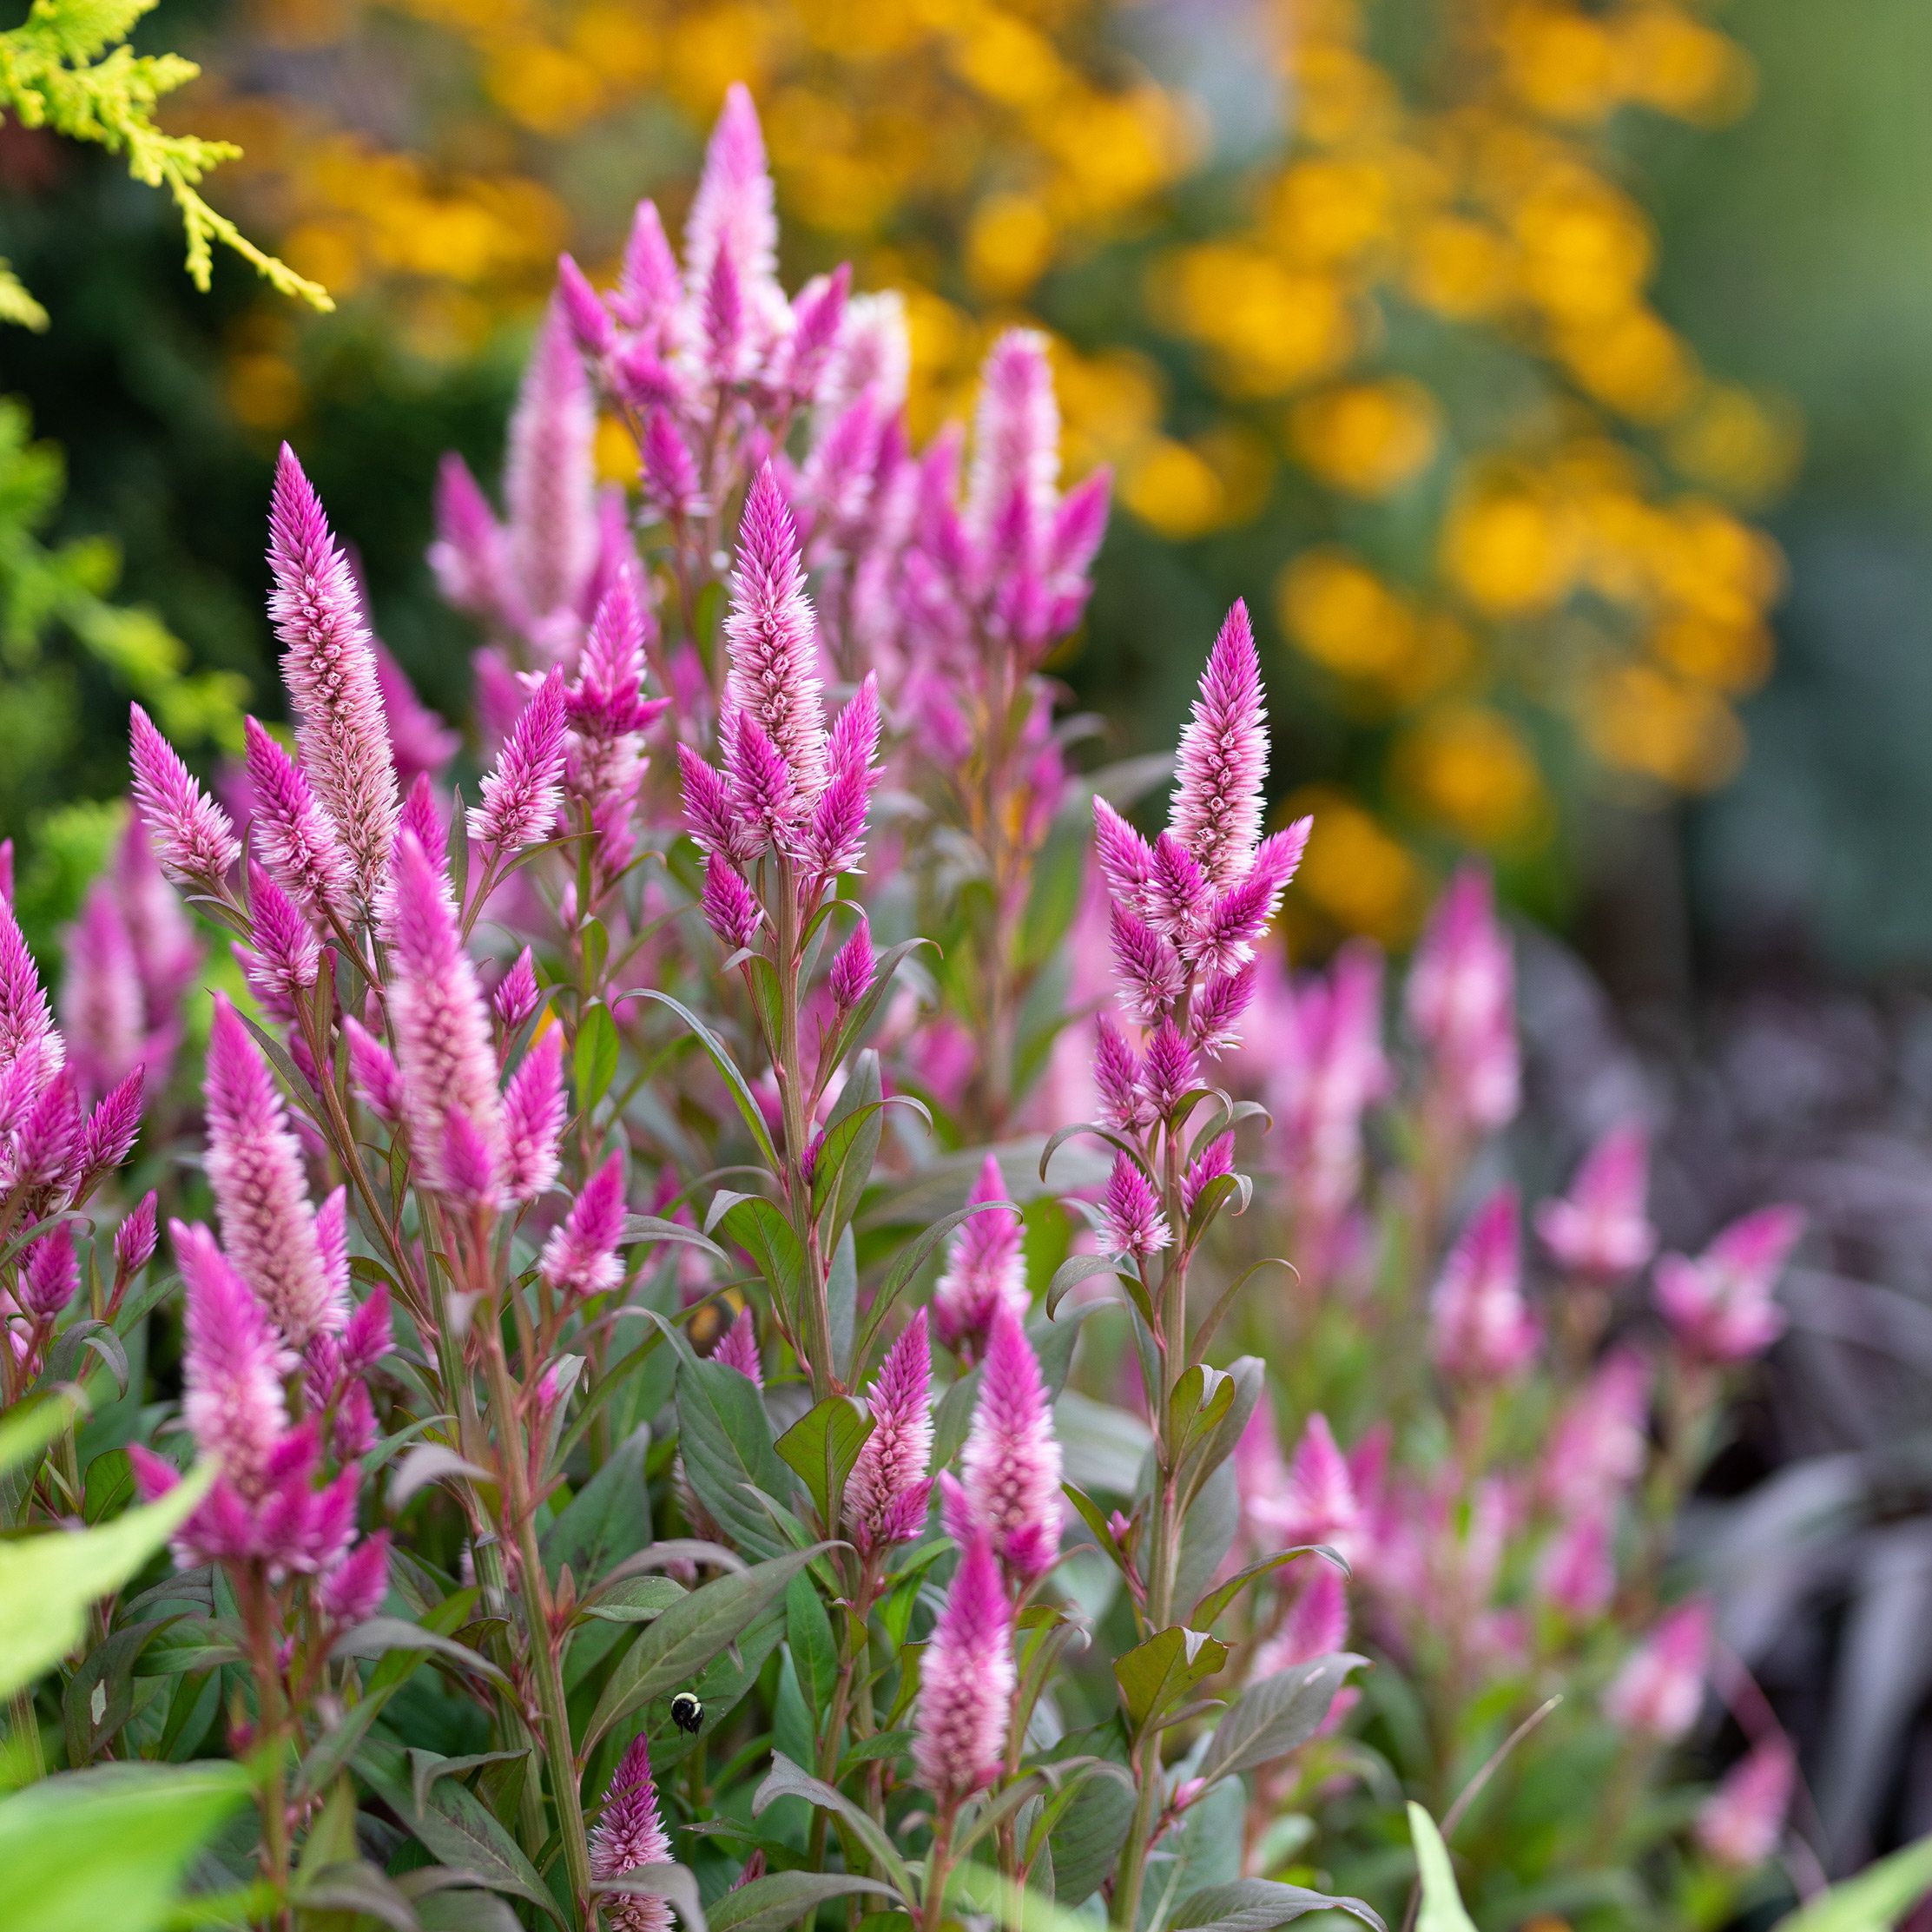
7, 0, 1932, 1873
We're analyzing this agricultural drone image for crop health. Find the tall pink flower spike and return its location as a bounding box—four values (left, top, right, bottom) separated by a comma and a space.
1604, 1598, 1712, 1742
589, 1733, 675, 1932
174, 1217, 293, 1502
244, 715, 354, 925
504, 300, 597, 626
847, 1309, 934, 1554
913, 1532, 1014, 1802
128, 702, 241, 893
712, 1306, 764, 1388
958, 1303, 1063, 1585
1430, 1185, 1538, 1383
539, 1152, 627, 1298
1406, 864, 1519, 1134
933, 1156, 1027, 1356
1536, 1122, 1658, 1279
1171, 601, 1269, 891
1655, 1205, 1804, 1363
1696, 1736, 1795, 1869
268, 446, 401, 911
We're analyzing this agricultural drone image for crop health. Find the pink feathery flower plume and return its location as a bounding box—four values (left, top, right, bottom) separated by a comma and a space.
1545, 1347, 1652, 1513
568, 574, 667, 878
712, 1306, 764, 1386
267, 447, 400, 907
539, 1151, 626, 1297
589, 1734, 675, 1932
1101, 1151, 1170, 1261
471, 669, 568, 859
240, 860, 320, 1020
244, 717, 353, 924
1537, 1504, 1615, 1620
966, 329, 1058, 557
494, 949, 542, 1036
846, 1309, 933, 1553
204, 994, 339, 1348
173, 1217, 293, 1500
682, 82, 780, 326
111, 814, 199, 1015
429, 453, 518, 628
504, 301, 597, 625
385, 830, 504, 1203
1697, 1737, 1795, 1869
933, 1156, 1027, 1356
129, 703, 240, 893
1406, 866, 1520, 1134
58, 883, 143, 1101
1655, 1206, 1803, 1364
957, 1304, 1063, 1585
913, 1532, 1014, 1803
1605, 1598, 1712, 1742
1536, 1122, 1657, 1279
1262, 1414, 1364, 1567
76, 1067, 143, 1201
0, 892, 59, 1098
1430, 1186, 1537, 1384
723, 465, 828, 802
500, 1027, 565, 1203
375, 642, 461, 787
1170, 601, 1269, 891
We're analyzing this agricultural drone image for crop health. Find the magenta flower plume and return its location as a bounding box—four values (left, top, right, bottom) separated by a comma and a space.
913, 1531, 1015, 1801
471, 669, 568, 858
1102, 1151, 1170, 1261
0, 887, 60, 1095
724, 465, 827, 800
1655, 1205, 1803, 1364
175, 1217, 292, 1500
398, 774, 449, 878
847, 1309, 933, 1553
933, 1155, 1028, 1355
1270, 1413, 1363, 1565
556, 252, 617, 360
204, 994, 337, 1348
1537, 1504, 1615, 1621
320, 1532, 391, 1629
1430, 1186, 1537, 1383
238, 861, 320, 1022
115, 1190, 159, 1280
11, 1072, 82, 1210
267, 447, 401, 908
683, 82, 779, 317
540, 1151, 626, 1297
375, 642, 460, 786
828, 915, 875, 1010
616, 199, 680, 337
501, 1027, 565, 1203
345, 1017, 403, 1124
1604, 1598, 1712, 1742
494, 948, 542, 1035
1546, 1347, 1652, 1513
504, 301, 597, 622
20, 1222, 78, 1317
589, 1734, 675, 1932
244, 716, 353, 922
59, 883, 142, 1100
1536, 1122, 1657, 1279
129, 703, 240, 891
385, 830, 504, 1203
712, 1306, 764, 1388
1172, 601, 1269, 890
1406, 865, 1520, 1134
959, 1304, 1063, 1584
722, 709, 801, 854
966, 329, 1058, 552
429, 452, 516, 623
1697, 1737, 1795, 1870
1107, 904, 1184, 1025
76, 1066, 144, 1198
700, 855, 762, 952
678, 743, 760, 867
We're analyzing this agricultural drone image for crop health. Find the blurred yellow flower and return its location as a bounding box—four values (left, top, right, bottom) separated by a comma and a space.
1287, 785, 1427, 946
1278, 549, 1419, 683
967, 193, 1058, 298
1391, 702, 1549, 847
1289, 378, 1441, 496
1579, 663, 1744, 791
1443, 478, 1579, 616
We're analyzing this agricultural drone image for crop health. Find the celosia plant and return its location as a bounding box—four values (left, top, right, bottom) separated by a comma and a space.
0, 88, 1900, 1932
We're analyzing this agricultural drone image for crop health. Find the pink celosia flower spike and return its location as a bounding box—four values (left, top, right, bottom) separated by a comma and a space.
1655, 1205, 1804, 1364
1604, 1598, 1712, 1742
1536, 1122, 1658, 1279
1430, 1185, 1537, 1383
174, 1217, 293, 1499
471, 669, 568, 859
128, 703, 240, 892
0, 893, 59, 1105
1172, 601, 1269, 891
204, 993, 339, 1348
539, 1151, 627, 1297
847, 1309, 933, 1553
959, 1303, 1064, 1584
385, 830, 504, 1203
913, 1532, 1015, 1803
59, 883, 143, 1100
504, 301, 597, 623
683, 82, 780, 320
1101, 1151, 1170, 1261
500, 1027, 565, 1203
724, 465, 827, 799
1697, 1737, 1795, 1869
494, 948, 542, 1036
589, 1734, 675, 1932
1273, 1414, 1364, 1567
267, 447, 400, 907
429, 452, 516, 625
1406, 865, 1519, 1134
244, 716, 353, 924
933, 1156, 1028, 1355
1545, 1347, 1651, 1513
76, 1066, 145, 1199
966, 329, 1058, 554
712, 1305, 764, 1387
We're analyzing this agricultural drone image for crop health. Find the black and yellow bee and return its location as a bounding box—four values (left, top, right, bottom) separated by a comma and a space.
669, 1691, 703, 1736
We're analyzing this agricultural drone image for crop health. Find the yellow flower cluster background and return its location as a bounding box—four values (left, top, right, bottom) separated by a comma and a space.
193, 0, 1795, 945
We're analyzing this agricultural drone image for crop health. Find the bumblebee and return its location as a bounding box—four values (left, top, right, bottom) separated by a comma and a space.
669, 1691, 703, 1736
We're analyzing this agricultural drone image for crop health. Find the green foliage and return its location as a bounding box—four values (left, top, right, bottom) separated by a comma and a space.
0, 0, 328, 326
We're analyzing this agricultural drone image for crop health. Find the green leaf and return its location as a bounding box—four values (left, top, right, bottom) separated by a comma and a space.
1045, 1753, 1134, 1905
1044, 1254, 1127, 1317
677, 1355, 793, 1559
718, 1197, 809, 1332
775, 1395, 874, 1533
709, 1870, 900, 1932
590, 1860, 709, 1932
0, 1763, 247, 1932
0, 1388, 80, 1479
812, 1052, 885, 1243
330, 1618, 511, 1692
579, 1575, 688, 1624
1775, 1829, 1932, 1932
585, 1544, 834, 1751
786, 1570, 838, 1709
1192, 1547, 1342, 1631
1171, 1878, 1386, 1932
752, 1751, 916, 1906
1408, 1803, 1478, 1932
1197, 1653, 1368, 1786
542, 1423, 653, 1586
635, 989, 779, 1165
0, 1462, 212, 1697
1114, 1625, 1228, 1735
575, 1001, 623, 1112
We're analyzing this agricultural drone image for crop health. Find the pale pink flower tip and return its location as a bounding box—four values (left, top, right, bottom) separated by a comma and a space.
128, 703, 240, 890
959, 1303, 1063, 1584
321, 1532, 392, 1628
1172, 600, 1269, 892
712, 1305, 764, 1388
847, 1308, 933, 1553
244, 715, 353, 923
1545, 1348, 1651, 1513
966, 328, 1058, 551
913, 1533, 1015, 1801
204, 992, 339, 1348
471, 669, 568, 857
590, 1733, 675, 1932
684, 82, 778, 311
1430, 1185, 1537, 1384
1407, 864, 1519, 1134
1276, 1414, 1363, 1566
1697, 1737, 1795, 1869
1537, 1505, 1615, 1620
174, 1217, 293, 1500
1536, 1123, 1657, 1279
1604, 1598, 1712, 1742
501, 1027, 565, 1203
933, 1155, 1027, 1355
504, 302, 597, 623
1655, 1205, 1803, 1364
1102, 1151, 1170, 1261
267, 445, 400, 907
115, 1190, 160, 1279
494, 948, 542, 1035
539, 1151, 627, 1298
829, 915, 876, 1010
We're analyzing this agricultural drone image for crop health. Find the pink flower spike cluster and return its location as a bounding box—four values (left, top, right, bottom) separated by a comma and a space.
1430, 1186, 1538, 1384
951, 1305, 1063, 1586
846, 1309, 933, 1554
1655, 1205, 1804, 1363
1536, 1123, 1658, 1281
1406, 865, 1520, 1137
590, 1735, 676, 1932
933, 1156, 1027, 1358
913, 1532, 1015, 1803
